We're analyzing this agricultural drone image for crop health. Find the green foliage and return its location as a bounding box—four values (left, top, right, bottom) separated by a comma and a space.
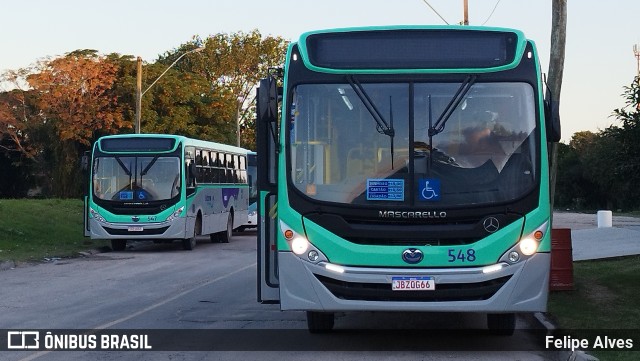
0, 199, 109, 262
0, 31, 288, 197
548, 256, 640, 361
555, 78, 640, 211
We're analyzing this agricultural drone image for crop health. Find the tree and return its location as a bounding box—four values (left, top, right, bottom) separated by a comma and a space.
0, 67, 40, 159
608, 77, 640, 207
27, 50, 128, 145
25, 50, 129, 197
179, 30, 289, 149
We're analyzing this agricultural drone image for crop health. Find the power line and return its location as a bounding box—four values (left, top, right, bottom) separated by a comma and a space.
421, 0, 450, 25
481, 0, 503, 25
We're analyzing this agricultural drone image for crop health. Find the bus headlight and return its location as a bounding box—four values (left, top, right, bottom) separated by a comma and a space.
89, 207, 106, 223
166, 206, 185, 222
280, 220, 328, 263
499, 221, 548, 264
519, 237, 538, 256
291, 237, 309, 255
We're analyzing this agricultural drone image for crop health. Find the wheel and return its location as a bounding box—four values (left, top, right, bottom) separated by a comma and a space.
183, 216, 201, 250
219, 214, 233, 243
209, 232, 220, 243
487, 313, 515, 336
306, 311, 334, 333
111, 239, 126, 251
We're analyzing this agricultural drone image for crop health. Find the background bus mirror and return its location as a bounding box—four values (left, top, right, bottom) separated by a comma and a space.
258, 76, 278, 123
81, 152, 90, 172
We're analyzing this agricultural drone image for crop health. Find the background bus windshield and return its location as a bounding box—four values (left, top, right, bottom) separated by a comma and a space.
289, 82, 537, 207
93, 156, 181, 202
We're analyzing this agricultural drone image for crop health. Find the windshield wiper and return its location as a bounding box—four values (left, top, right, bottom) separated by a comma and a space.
428, 75, 477, 137
141, 156, 159, 176
347, 76, 395, 137
115, 156, 132, 176
347, 76, 396, 168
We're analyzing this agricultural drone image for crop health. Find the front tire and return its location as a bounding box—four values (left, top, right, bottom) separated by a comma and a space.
306, 311, 334, 333
487, 313, 515, 336
111, 239, 126, 251
183, 216, 201, 250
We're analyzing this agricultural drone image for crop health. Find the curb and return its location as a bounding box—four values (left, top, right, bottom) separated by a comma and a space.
533, 312, 599, 361
0, 260, 16, 271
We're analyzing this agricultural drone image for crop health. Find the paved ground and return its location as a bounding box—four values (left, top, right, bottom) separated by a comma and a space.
552, 211, 640, 261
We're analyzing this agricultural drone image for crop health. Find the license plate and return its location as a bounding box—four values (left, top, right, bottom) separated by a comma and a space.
128, 226, 144, 232
392, 276, 435, 291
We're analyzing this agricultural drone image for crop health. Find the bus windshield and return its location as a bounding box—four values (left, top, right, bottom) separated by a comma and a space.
93, 156, 181, 202
289, 82, 537, 207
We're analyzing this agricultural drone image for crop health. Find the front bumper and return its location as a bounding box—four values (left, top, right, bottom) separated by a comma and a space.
278, 251, 550, 313
89, 217, 187, 240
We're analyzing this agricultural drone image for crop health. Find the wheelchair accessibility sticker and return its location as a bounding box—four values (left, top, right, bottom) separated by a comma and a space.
418, 178, 441, 201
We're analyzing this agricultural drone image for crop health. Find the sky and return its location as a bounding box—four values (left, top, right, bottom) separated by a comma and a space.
1, 0, 639, 143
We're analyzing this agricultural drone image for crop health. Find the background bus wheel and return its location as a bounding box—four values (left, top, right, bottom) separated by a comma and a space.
306, 311, 334, 333
209, 233, 220, 243
183, 216, 200, 250
111, 239, 126, 251
219, 214, 233, 243
487, 313, 515, 336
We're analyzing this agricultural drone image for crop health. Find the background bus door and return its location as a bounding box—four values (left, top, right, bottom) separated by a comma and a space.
257, 76, 281, 303
81, 151, 91, 237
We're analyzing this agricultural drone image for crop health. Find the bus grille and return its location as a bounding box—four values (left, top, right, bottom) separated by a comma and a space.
104, 226, 170, 236
314, 274, 511, 302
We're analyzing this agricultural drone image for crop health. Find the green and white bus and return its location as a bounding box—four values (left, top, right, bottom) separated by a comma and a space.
84, 134, 249, 251
256, 26, 561, 334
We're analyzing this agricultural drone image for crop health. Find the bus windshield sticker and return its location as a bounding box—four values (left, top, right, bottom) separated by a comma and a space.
366, 179, 404, 201
418, 178, 441, 201
119, 191, 134, 201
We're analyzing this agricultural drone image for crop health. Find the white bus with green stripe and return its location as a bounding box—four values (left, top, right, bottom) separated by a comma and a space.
85, 134, 249, 251
256, 26, 561, 334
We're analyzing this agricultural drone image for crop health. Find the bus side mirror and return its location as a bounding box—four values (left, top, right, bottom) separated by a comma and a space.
81, 151, 90, 172
544, 90, 561, 143
257, 76, 278, 123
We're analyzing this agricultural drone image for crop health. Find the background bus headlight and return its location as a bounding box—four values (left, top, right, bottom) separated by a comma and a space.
89, 207, 106, 223
166, 206, 185, 222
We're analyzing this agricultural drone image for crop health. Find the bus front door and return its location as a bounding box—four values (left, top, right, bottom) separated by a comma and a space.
257, 76, 281, 303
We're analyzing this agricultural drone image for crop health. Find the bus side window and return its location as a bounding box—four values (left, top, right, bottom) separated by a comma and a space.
239, 156, 247, 183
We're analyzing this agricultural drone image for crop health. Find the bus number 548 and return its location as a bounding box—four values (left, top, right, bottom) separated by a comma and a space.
448, 249, 477, 263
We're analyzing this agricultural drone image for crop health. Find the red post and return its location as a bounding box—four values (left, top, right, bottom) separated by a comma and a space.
549, 228, 574, 291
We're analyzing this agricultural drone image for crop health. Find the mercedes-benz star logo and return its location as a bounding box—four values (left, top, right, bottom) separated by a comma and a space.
402, 248, 424, 264
483, 217, 500, 233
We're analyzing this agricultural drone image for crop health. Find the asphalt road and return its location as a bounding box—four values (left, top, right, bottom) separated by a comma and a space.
0, 231, 562, 361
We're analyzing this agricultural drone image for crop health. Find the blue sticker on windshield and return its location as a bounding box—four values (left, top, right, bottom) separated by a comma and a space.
367, 179, 404, 201
418, 178, 441, 201
119, 191, 134, 200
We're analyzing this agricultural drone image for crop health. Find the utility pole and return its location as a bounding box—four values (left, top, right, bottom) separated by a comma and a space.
135, 57, 142, 134
548, 0, 567, 217
134, 46, 205, 134
634, 44, 640, 79
463, 0, 469, 25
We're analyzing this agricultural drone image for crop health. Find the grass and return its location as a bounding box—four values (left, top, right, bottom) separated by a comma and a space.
0, 199, 109, 263
547, 256, 640, 361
